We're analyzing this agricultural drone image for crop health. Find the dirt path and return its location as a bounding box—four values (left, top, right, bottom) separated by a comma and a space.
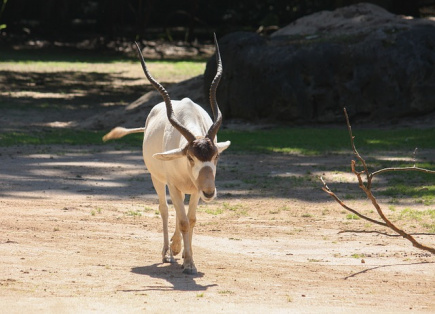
1, 41, 434, 313
0, 144, 434, 313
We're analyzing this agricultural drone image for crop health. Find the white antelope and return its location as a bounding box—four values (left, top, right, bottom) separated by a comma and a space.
103, 35, 230, 274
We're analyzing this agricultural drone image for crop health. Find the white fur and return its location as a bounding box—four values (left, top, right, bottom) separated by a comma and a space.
191, 161, 216, 180
103, 97, 230, 274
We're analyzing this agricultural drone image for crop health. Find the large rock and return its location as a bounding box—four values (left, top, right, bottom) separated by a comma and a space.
204, 3, 435, 123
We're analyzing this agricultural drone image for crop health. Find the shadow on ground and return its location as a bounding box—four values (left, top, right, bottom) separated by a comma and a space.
129, 263, 214, 292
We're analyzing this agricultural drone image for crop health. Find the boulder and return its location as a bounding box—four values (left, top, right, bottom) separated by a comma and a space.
204, 3, 435, 123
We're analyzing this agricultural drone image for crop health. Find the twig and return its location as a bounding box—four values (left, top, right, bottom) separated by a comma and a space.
344, 108, 371, 187
344, 262, 433, 280
371, 166, 435, 178
338, 230, 435, 237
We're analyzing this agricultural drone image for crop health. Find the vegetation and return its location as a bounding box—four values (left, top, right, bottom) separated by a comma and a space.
218, 127, 435, 155
125, 210, 143, 218
1, 127, 435, 156
0, 52, 205, 84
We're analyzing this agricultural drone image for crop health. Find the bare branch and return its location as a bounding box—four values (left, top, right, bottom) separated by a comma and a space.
321, 177, 386, 226
371, 166, 435, 178
321, 107, 435, 255
344, 108, 371, 187
338, 230, 435, 237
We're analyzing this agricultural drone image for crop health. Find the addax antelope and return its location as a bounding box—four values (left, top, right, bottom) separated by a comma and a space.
103, 35, 230, 274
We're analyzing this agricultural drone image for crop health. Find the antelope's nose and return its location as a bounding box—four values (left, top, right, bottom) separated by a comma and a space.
202, 190, 215, 199
200, 188, 216, 202
198, 166, 216, 201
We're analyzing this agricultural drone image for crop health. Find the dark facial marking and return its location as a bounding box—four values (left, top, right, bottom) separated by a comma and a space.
189, 138, 218, 162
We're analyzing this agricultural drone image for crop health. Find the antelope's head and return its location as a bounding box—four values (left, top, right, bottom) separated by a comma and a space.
135, 34, 230, 202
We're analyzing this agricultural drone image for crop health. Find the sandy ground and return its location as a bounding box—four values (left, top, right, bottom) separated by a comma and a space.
0, 40, 433, 312
0, 143, 434, 314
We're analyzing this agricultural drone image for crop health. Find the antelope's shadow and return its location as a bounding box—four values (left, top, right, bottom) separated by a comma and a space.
128, 262, 217, 292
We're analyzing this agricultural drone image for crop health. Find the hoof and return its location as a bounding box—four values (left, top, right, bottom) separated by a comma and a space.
170, 238, 182, 256
182, 266, 198, 275
163, 256, 175, 263
162, 249, 175, 263
182, 262, 197, 275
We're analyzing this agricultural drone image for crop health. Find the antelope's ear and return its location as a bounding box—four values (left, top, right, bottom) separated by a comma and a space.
216, 141, 231, 153
153, 148, 186, 161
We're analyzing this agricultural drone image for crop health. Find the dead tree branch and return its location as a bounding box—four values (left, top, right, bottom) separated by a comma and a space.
321, 177, 387, 227
371, 166, 435, 178
321, 108, 435, 255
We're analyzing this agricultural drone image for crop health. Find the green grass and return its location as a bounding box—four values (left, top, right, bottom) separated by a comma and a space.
0, 58, 205, 72
398, 208, 435, 221
346, 214, 360, 220
0, 129, 141, 147
0, 48, 206, 95
0, 59, 205, 86
199, 202, 247, 216
155, 61, 205, 77
2, 128, 435, 157
125, 210, 142, 217
393, 208, 435, 232
218, 290, 234, 295
377, 165, 435, 206
350, 253, 365, 259
380, 184, 435, 204
217, 128, 435, 155
204, 208, 224, 215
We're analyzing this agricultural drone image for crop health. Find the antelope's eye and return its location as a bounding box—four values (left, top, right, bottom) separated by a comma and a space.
187, 155, 194, 162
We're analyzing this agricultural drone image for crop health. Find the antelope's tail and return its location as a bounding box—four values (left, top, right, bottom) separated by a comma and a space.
102, 127, 145, 142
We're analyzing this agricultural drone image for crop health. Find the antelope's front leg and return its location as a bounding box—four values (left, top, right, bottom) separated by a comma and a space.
151, 177, 174, 263
168, 185, 197, 274
187, 193, 200, 255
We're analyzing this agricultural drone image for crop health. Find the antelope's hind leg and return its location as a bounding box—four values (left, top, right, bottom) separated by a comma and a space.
168, 184, 197, 274
170, 216, 182, 256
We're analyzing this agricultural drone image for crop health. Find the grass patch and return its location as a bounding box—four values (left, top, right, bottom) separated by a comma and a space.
379, 182, 435, 205
222, 202, 248, 216
346, 214, 360, 220
125, 210, 142, 217
393, 208, 435, 232
204, 208, 224, 215
398, 208, 435, 221
423, 223, 435, 233
199, 202, 247, 216
0, 129, 142, 147
218, 127, 435, 156
1, 126, 435, 158
350, 253, 365, 259
0, 56, 205, 85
